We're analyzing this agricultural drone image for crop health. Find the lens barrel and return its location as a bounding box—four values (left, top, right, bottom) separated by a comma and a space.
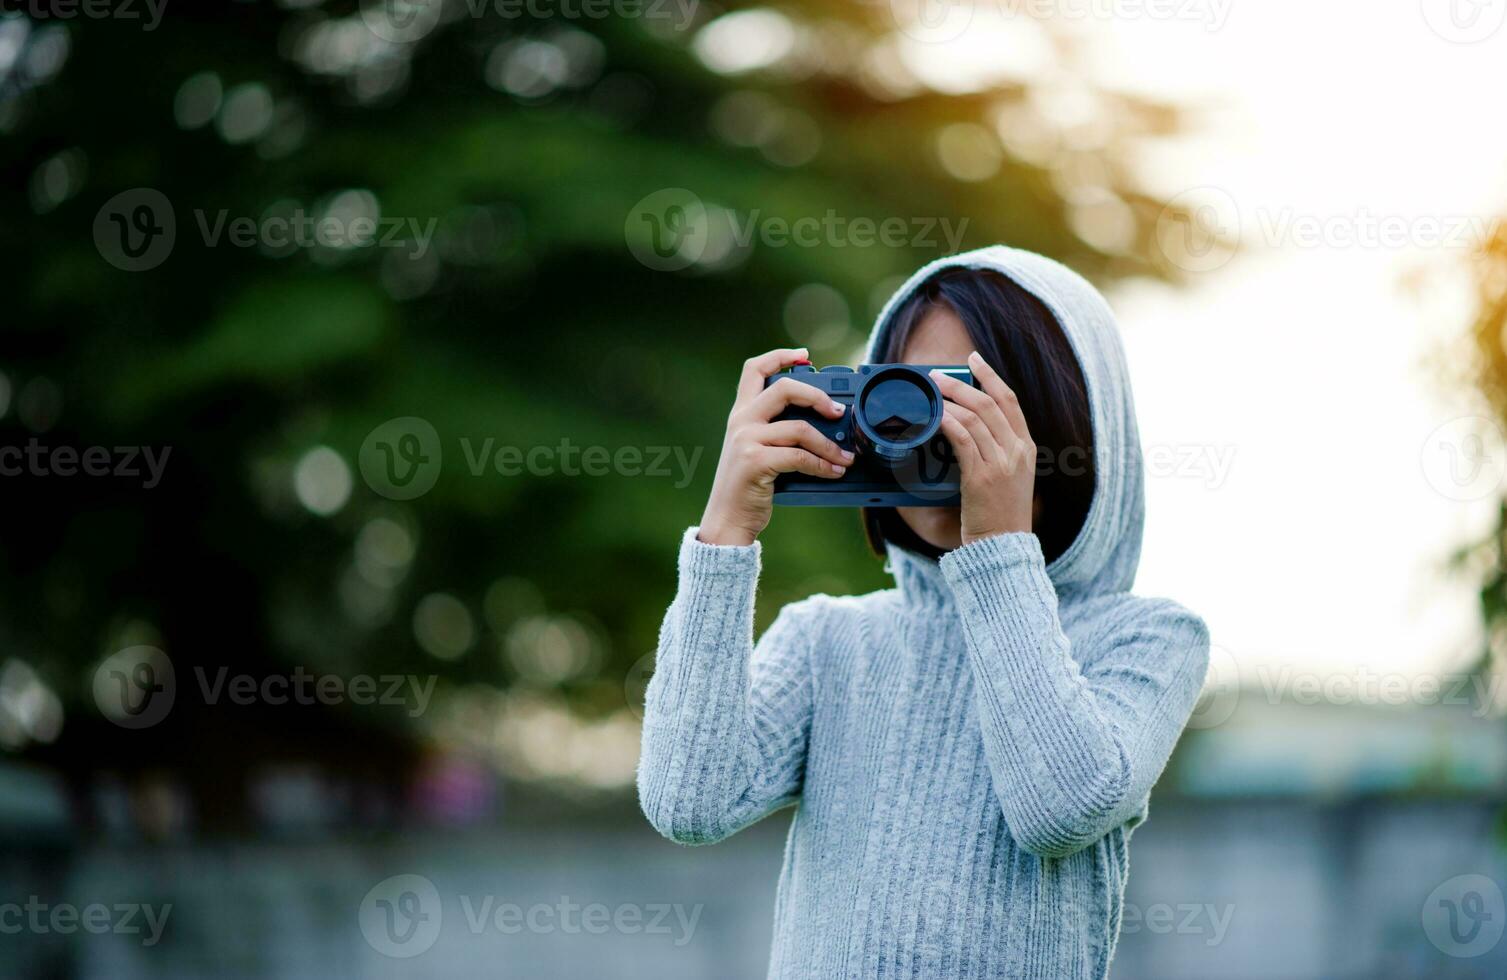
853, 366, 944, 466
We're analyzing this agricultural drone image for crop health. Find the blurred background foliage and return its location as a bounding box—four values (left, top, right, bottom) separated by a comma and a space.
0, 0, 1198, 817
1464, 214, 1507, 683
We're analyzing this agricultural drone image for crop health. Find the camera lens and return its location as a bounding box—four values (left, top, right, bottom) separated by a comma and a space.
854, 366, 943, 466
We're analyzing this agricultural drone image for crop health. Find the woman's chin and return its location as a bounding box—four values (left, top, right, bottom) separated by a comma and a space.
896, 506, 963, 553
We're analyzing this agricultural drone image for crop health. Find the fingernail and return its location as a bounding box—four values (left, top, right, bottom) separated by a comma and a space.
832, 465, 846, 475
841, 450, 855, 463
833, 402, 845, 414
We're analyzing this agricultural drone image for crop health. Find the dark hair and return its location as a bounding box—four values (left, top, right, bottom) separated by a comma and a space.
862, 267, 1095, 564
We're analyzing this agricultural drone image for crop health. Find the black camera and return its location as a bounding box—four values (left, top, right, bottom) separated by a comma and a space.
765, 363, 974, 507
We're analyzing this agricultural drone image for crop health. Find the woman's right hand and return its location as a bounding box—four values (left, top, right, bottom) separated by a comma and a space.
697, 348, 855, 547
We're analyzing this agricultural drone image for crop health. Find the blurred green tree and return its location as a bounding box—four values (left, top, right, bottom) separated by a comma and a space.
0, 1, 1193, 812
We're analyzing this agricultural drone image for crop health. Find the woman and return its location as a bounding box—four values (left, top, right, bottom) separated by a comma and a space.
637, 246, 1210, 979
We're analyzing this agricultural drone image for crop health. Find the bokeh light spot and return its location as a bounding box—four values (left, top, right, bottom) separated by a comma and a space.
414, 593, 475, 660
293, 446, 352, 516
174, 72, 223, 129
935, 122, 1003, 182
693, 10, 797, 76
217, 83, 276, 144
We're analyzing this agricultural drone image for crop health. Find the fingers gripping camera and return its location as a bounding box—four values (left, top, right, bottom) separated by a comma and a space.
764, 363, 975, 506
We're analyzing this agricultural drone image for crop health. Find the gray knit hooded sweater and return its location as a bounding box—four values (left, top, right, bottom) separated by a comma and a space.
637, 246, 1211, 979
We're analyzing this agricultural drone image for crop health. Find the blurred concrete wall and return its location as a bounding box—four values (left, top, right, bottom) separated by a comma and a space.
2, 794, 1503, 979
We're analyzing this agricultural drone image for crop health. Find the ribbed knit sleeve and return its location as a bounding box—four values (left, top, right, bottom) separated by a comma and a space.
939, 532, 1209, 859
637, 527, 815, 845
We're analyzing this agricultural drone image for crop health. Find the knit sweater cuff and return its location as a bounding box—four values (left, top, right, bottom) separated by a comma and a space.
939, 532, 1052, 597
679, 526, 762, 582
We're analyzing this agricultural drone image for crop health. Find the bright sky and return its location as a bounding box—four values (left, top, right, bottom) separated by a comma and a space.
702, 1, 1507, 687
1082, 2, 1507, 684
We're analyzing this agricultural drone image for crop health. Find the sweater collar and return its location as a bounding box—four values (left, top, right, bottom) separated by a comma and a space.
886, 543, 953, 608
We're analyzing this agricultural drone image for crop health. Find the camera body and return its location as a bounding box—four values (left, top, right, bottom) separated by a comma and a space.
765, 363, 974, 507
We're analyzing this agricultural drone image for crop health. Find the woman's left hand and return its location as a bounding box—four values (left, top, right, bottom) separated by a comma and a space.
931, 352, 1037, 546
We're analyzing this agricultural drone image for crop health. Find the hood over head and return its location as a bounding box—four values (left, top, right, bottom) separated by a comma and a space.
866, 245, 1143, 598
